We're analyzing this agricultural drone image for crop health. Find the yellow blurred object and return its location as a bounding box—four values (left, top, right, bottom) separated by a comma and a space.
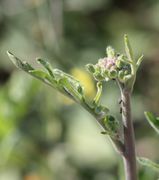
58, 68, 96, 105
58, 93, 74, 105
71, 68, 96, 98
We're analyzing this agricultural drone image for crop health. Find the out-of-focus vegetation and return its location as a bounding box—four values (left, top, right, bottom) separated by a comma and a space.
0, 0, 159, 179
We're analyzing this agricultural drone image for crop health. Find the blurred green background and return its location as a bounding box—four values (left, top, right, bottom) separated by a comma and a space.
0, 0, 159, 179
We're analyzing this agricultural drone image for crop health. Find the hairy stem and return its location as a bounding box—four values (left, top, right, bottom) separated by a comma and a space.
121, 89, 137, 180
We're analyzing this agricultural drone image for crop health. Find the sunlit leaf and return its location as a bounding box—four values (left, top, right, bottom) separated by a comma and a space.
7, 52, 85, 104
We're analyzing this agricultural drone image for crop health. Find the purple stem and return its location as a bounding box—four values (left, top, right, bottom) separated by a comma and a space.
121, 89, 138, 180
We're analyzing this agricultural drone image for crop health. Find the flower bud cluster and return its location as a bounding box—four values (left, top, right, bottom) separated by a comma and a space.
86, 46, 131, 83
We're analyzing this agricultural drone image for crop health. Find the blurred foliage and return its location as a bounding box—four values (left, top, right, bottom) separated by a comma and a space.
0, 0, 159, 179
137, 112, 159, 173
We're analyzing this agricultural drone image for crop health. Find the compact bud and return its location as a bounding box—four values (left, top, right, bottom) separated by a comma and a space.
86, 39, 137, 85
108, 69, 117, 79
93, 72, 104, 81
86, 64, 95, 73
118, 70, 125, 82
101, 69, 108, 77
97, 57, 117, 71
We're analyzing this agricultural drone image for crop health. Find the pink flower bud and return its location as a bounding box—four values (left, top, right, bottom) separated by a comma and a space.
97, 57, 117, 70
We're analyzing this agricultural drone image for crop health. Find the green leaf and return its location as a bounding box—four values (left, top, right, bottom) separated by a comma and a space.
118, 56, 134, 66
36, 58, 54, 77
7, 52, 86, 102
53, 69, 84, 95
29, 69, 48, 79
106, 46, 115, 58
124, 34, 134, 61
7, 51, 34, 72
53, 69, 79, 82
144, 111, 159, 134
28, 69, 57, 87
136, 55, 144, 67
59, 77, 83, 103
86, 64, 95, 73
138, 157, 159, 172
93, 82, 102, 105
7, 51, 124, 151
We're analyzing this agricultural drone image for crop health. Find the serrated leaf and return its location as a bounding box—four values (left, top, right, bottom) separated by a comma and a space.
137, 157, 159, 172
59, 78, 83, 103
53, 69, 81, 83
144, 111, 159, 134
53, 69, 84, 95
7, 51, 85, 102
